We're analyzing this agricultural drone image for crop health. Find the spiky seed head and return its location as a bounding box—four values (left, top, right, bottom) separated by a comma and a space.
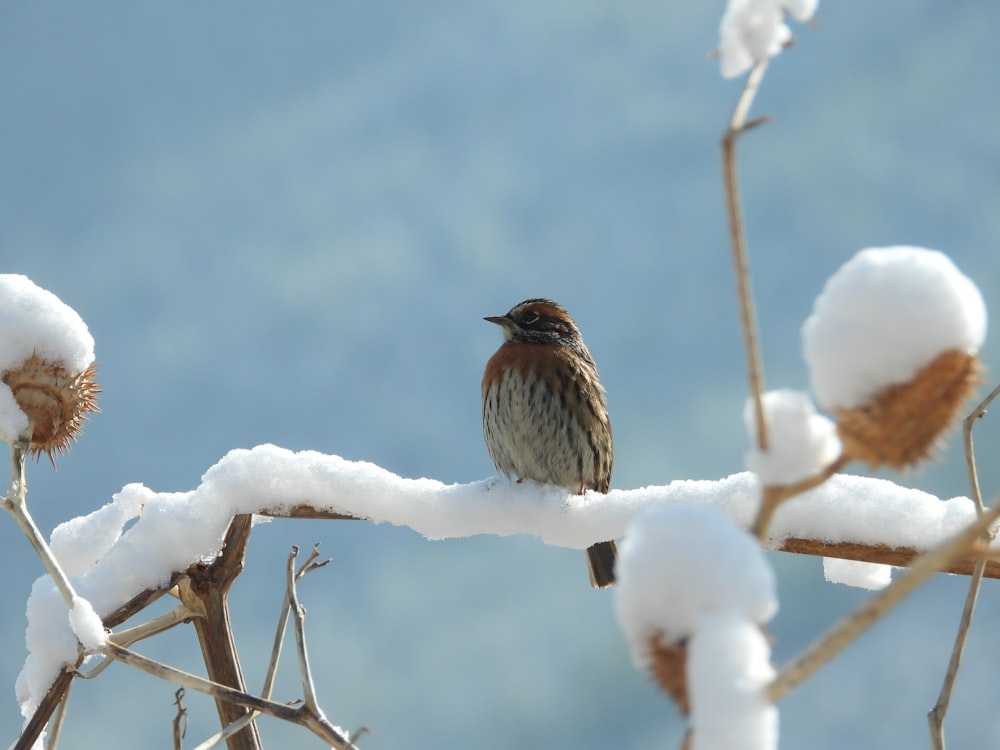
835, 348, 981, 469
646, 633, 691, 715
2, 353, 101, 464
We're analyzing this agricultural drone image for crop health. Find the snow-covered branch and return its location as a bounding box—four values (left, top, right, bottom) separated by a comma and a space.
17, 442, 991, 721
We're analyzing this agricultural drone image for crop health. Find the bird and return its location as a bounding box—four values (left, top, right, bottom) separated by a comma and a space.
481, 298, 618, 588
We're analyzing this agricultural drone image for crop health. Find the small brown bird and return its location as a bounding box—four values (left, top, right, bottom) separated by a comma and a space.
482, 298, 618, 588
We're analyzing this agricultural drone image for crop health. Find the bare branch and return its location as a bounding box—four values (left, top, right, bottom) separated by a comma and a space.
78, 605, 202, 680
287, 546, 323, 716
173, 689, 188, 750
196, 543, 335, 750
768, 497, 1000, 702
177, 514, 262, 750
927, 382, 1000, 747
722, 60, 771, 454
753, 453, 851, 540
3, 439, 79, 607
104, 641, 360, 748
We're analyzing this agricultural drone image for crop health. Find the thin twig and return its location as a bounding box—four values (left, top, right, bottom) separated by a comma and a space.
178, 514, 262, 750
927, 382, 1000, 748
768, 497, 1000, 703
173, 689, 188, 750
722, 59, 771, 453
2, 439, 78, 607
46, 678, 72, 750
104, 641, 359, 748
752, 453, 850, 540
78, 605, 202, 679
193, 545, 332, 750
928, 558, 985, 750
16, 576, 184, 750
287, 545, 325, 717
960, 382, 1000, 514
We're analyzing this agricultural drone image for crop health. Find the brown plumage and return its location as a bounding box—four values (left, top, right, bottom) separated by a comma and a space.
482, 298, 617, 588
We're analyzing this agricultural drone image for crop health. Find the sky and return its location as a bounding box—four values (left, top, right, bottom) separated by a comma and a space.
2, 1, 1000, 748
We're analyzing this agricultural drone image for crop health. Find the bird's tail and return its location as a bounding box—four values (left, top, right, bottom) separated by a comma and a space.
586, 540, 618, 588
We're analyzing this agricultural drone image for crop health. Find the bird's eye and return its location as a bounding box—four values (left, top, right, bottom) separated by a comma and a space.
520, 311, 540, 325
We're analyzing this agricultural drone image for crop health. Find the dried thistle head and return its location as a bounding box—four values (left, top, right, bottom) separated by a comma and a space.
2, 353, 100, 463
835, 348, 981, 469
647, 633, 690, 715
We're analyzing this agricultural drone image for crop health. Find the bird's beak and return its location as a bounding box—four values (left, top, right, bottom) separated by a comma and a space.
483, 315, 510, 327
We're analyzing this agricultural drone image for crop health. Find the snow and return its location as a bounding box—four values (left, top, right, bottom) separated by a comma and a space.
717, 0, 818, 78
802, 247, 987, 410
50, 490, 146, 577
614, 506, 778, 750
823, 558, 893, 591
688, 614, 778, 750
614, 505, 777, 661
13, 444, 987, 721
68, 596, 107, 652
744, 390, 841, 485
0, 274, 95, 445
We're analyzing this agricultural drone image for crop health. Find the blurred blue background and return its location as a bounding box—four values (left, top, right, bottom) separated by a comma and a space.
2, 1, 1000, 747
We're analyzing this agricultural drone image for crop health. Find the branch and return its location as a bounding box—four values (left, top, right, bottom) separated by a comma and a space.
3, 439, 78, 607
193, 544, 333, 750
104, 642, 360, 749
768, 497, 1000, 702
15, 574, 184, 750
722, 59, 771, 453
177, 514, 262, 750
753, 454, 851, 540
927, 382, 1000, 748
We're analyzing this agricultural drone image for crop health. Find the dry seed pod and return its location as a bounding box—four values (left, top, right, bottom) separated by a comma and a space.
835, 348, 980, 469
647, 633, 690, 715
2, 353, 100, 463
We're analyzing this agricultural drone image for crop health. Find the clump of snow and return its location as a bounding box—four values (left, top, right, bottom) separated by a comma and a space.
614, 506, 778, 750
688, 614, 778, 750
14, 445, 986, 720
802, 247, 986, 410
614, 505, 777, 664
823, 558, 893, 591
69, 595, 107, 652
0, 274, 95, 445
744, 390, 841, 485
50, 491, 146, 577
16, 579, 78, 717
717, 0, 818, 78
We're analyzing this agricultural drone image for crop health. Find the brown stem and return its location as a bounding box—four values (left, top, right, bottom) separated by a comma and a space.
768, 499, 1000, 703
927, 382, 1000, 747
722, 60, 771, 453
752, 454, 851, 541
776, 538, 1000, 578
177, 513, 261, 750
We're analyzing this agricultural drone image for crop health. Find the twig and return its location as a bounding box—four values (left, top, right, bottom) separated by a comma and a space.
46, 678, 72, 750
927, 382, 1000, 748
173, 689, 188, 750
768, 497, 1000, 703
722, 59, 771, 453
960, 382, 1000, 515
2, 439, 78, 607
104, 641, 359, 748
192, 544, 332, 750
287, 545, 328, 718
775, 537, 1000, 578
752, 453, 850, 540
927, 558, 985, 750
16, 576, 184, 750
77, 605, 202, 679
177, 514, 262, 750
